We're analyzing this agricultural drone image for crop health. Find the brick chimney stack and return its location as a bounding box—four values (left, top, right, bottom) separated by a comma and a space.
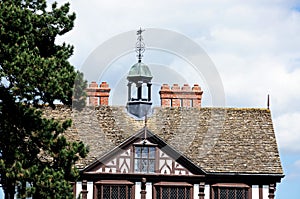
86, 81, 111, 106
159, 83, 203, 108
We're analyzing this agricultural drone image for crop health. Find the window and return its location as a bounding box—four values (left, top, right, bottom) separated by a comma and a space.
134, 146, 155, 173
96, 181, 133, 199
212, 184, 250, 199
154, 182, 192, 199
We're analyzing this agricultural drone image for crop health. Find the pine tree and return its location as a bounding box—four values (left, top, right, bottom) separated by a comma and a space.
0, 0, 88, 198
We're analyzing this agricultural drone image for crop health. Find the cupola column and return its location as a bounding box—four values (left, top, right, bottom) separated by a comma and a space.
127, 82, 132, 101
147, 83, 152, 101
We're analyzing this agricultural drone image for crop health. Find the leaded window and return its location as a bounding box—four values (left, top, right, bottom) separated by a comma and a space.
97, 184, 132, 199
213, 186, 249, 199
134, 146, 155, 173
155, 185, 192, 199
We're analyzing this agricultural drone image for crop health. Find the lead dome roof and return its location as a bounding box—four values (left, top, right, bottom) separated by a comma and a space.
127, 61, 152, 83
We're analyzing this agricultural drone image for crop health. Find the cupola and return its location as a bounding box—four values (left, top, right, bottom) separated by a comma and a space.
126, 28, 153, 118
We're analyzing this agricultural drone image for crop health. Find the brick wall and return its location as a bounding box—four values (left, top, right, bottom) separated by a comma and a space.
86, 81, 111, 106
159, 83, 203, 107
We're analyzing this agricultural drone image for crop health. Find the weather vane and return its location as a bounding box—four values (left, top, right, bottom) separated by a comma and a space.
136, 27, 145, 62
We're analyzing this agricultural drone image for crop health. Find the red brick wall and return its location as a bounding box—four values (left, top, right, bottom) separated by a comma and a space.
159, 83, 203, 108
86, 81, 111, 106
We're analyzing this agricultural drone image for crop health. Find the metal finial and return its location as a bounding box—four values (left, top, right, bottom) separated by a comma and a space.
143, 115, 147, 143
136, 28, 145, 62
267, 94, 270, 109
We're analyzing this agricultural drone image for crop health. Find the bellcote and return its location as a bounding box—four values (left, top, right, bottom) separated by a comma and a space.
126, 28, 152, 118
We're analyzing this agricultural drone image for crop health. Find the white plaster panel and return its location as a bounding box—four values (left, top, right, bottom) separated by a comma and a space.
119, 158, 124, 165
120, 149, 131, 156
76, 182, 82, 199
175, 163, 184, 169
159, 150, 165, 157
135, 182, 141, 199
106, 158, 116, 166
121, 157, 130, 172
194, 184, 199, 199
174, 170, 181, 175
159, 159, 172, 174
263, 185, 269, 199
159, 160, 165, 168
252, 185, 259, 199
87, 181, 93, 199
120, 163, 128, 173
166, 159, 172, 166
204, 185, 210, 199
146, 182, 152, 199
104, 167, 116, 173
119, 158, 128, 173
126, 158, 130, 166
193, 184, 209, 199
160, 165, 171, 174
135, 182, 152, 199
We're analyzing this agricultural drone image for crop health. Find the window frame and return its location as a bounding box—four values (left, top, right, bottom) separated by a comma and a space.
211, 183, 251, 199
95, 180, 134, 199
133, 145, 156, 173
154, 181, 193, 199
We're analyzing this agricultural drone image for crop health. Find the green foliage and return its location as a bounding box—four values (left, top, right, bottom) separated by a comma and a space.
73, 71, 87, 111
0, 0, 76, 107
0, 0, 88, 198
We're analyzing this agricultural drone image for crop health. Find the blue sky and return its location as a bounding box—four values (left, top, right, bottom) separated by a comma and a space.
53, 0, 299, 198
2, 0, 297, 198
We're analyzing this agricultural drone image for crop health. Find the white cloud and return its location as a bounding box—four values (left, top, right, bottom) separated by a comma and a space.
275, 113, 300, 153
210, 53, 300, 111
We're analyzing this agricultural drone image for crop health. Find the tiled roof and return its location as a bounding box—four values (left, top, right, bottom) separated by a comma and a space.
44, 106, 283, 175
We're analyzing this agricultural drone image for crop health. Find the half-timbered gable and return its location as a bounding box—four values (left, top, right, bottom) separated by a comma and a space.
83, 129, 202, 176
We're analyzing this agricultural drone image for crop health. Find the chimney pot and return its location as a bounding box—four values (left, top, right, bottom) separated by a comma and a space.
192, 84, 201, 91
182, 84, 191, 91
161, 84, 170, 91
89, 81, 98, 88
172, 84, 180, 91
100, 81, 109, 88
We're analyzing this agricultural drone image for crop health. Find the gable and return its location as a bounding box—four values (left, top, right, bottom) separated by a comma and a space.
83, 128, 205, 175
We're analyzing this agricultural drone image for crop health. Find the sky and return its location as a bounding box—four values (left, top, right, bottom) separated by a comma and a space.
53, 0, 300, 198
1, 0, 297, 198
